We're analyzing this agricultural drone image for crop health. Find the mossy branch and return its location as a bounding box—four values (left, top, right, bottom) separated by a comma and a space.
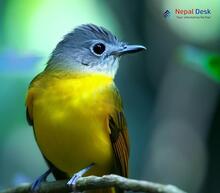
0, 174, 188, 193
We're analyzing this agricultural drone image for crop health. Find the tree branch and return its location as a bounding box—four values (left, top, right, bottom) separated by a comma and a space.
0, 174, 188, 193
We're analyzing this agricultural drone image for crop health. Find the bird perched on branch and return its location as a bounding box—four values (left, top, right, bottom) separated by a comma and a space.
26, 24, 146, 193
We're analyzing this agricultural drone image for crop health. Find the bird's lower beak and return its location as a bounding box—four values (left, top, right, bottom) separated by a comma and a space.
111, 45, 146, 56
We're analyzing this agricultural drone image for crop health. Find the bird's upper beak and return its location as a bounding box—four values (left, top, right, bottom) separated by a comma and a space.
111, 44, 146, 56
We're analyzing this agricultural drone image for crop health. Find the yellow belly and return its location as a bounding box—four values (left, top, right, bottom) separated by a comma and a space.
31, 74, 115, 176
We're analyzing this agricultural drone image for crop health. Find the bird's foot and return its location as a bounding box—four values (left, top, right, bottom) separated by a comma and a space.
67, 163, 95, 190
31, 169, 51, 193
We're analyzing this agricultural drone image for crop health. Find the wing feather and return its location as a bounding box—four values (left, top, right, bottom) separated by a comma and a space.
109, 88, 129, 177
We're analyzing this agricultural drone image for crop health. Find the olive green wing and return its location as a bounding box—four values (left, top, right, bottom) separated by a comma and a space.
109, 87, 129, 177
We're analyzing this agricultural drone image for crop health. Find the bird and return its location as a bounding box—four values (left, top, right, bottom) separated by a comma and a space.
26, 24, 146, 193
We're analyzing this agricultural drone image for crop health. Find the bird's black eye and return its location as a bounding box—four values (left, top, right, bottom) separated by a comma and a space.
92, 43, 105, 55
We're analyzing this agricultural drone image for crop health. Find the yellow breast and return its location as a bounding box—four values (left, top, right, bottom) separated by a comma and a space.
28, 73, 116, 176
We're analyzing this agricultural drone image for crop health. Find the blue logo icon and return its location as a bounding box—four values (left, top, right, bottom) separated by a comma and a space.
163, 10, 171, 18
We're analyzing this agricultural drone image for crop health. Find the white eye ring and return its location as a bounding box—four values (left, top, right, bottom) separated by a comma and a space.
91, 43, 106, 56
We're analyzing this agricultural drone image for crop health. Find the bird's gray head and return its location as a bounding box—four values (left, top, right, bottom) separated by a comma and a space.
46, 24, 146, 77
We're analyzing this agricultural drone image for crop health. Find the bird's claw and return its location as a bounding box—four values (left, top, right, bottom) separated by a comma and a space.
67, 163, 95, 189
67, 173, 81, 186
31, 169, 51, 193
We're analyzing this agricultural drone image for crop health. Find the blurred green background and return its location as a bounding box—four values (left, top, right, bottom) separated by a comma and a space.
0, 0, 220, 193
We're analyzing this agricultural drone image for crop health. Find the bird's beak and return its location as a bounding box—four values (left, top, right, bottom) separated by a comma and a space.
111, 45, 146, 56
